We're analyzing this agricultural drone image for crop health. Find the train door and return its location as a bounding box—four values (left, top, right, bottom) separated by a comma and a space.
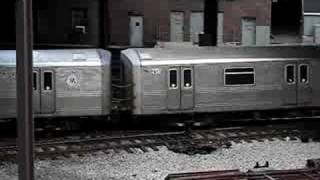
40, 69, 56, 114
283, 63, 297, 106
33, 69, 41, 114
167, 67, 195, 110
168, 67, 181, 110
180, 67, 194, 110
297, 62, 312, 105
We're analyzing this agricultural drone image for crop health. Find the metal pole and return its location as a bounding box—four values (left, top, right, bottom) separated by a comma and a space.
16, 0, 34, 179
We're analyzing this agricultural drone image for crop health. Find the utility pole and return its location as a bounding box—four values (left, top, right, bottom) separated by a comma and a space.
16, 0, 34, 179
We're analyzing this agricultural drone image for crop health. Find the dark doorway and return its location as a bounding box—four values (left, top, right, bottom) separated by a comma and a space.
0, 0, 16, 48
204, 0, 218, 46
33, 0, 102, 47
0, 0, 104, 49
271, 0, 302, 43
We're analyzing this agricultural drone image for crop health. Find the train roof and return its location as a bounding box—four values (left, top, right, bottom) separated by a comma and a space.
0, 49, 110, 67
122, 45, 320, 66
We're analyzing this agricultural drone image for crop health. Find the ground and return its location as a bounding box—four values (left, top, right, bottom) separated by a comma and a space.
0, 139, 320, 180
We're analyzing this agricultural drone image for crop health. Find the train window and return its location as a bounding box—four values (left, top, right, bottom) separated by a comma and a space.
169, 69, 178, 89
44, 72, 53, 91
224, 68, 254, 85
183, 69, 192, 88
225, 68, 254, 73
286, 65, 295, 84
33, 72, 37, 90
299, 64, 309, 84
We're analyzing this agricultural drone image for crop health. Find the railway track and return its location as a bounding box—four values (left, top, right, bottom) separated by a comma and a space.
166, 168, 320, 180
165, 159, 320, 180
0, 125, 318, 161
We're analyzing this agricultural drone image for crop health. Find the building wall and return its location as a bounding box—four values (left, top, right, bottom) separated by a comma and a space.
0, 0, 101, 47
0, 0, 272, 47
303, 0, 320, 36
219, 0, 271, 43
35, 0, 101, 46
107, 0, 272, 46
168, 0, 205, 42
304, 0, 320, 13
0, 0, 15, 45
108, 0, 204, 46
304, 15, 320, 36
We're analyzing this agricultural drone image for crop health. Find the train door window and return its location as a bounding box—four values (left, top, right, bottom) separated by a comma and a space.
169, 69, 178, 89
224, 68, 255, 85
43, 71, 53, 91
33, 72, 37, 90
299, 64, 309, 84
285, 65, 295, 84
183, 69, 192, 88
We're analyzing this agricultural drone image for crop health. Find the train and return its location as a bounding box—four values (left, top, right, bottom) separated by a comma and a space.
1, 45, 320, 124
0, 49, 111, 120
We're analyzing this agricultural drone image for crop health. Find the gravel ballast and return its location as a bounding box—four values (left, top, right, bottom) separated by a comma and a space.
1, 139, 320, 180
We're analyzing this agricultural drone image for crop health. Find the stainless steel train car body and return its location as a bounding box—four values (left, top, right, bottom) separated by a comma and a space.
0, 49, 111, 119
121, 46, 320, 115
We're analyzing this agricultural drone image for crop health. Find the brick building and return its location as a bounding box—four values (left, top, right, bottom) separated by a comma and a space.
0, 0, 106, 48
220, 0, 271, 45
107, 0, 205, 47
106, 0, 277, 46
0, 0, 306, 48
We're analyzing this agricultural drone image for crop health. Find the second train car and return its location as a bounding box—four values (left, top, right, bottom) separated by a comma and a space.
120, 46, 320, 121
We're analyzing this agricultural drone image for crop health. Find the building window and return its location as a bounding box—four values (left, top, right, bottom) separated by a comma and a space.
225, 68, 255, 85
299, 64, 309, 84
285, 65, 295, 84
169, 69, 178, 89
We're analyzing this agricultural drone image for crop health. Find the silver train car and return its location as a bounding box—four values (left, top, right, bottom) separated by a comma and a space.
0, 49, 111, 120
121, 46, 320, 117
